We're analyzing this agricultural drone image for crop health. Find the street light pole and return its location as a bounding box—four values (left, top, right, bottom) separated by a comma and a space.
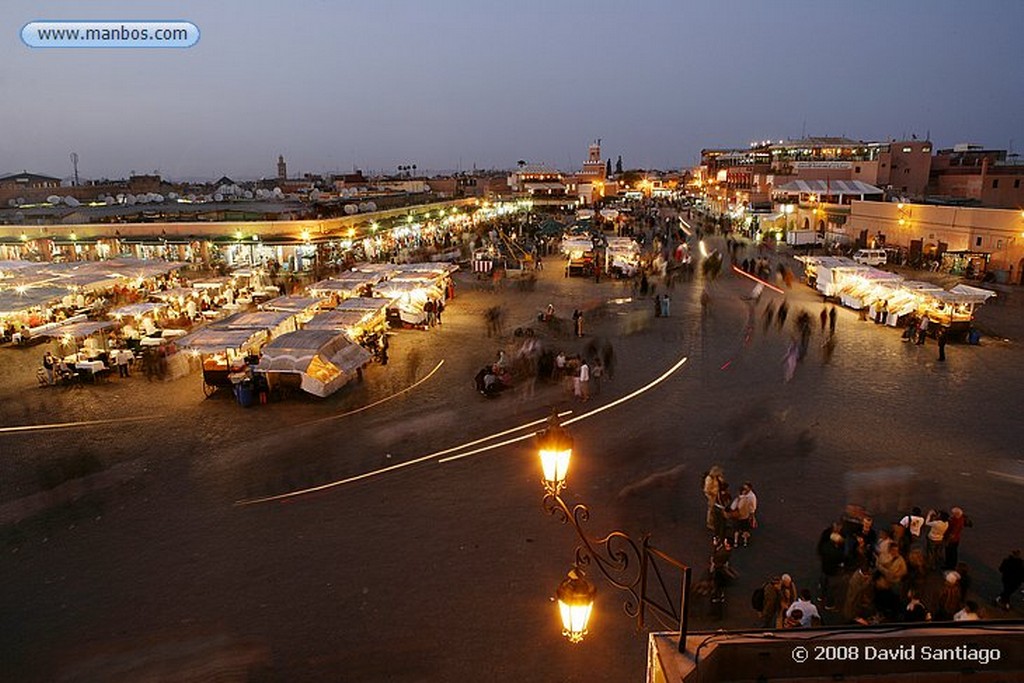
536, 418, 692, 653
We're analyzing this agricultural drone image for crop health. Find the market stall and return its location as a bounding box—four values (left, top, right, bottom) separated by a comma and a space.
259, 295, 325, 324
925, 284, 996, 336
561, 236, 596, 277
211, 310, 298, 340
835, 269, 903, 310
305, 297, 390, 341
372, 280, 444, 327
604, 237, 640, 278
307, 273, 381, 303
38, 319, 120, 381
256, 328, 372, 398
176, 326, 269, 397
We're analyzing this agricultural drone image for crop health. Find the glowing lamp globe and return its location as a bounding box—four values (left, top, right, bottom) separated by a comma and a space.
538, 427, 573, 494
557, 569, 596, 644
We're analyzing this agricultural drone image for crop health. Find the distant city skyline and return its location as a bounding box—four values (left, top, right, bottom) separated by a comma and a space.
2, 0, 1022, 180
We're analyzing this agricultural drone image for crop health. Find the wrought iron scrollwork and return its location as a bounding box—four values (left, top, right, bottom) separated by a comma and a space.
543, 491, 691, 645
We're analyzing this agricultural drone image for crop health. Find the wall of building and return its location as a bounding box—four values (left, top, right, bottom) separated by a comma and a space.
849, 200, 1024, 276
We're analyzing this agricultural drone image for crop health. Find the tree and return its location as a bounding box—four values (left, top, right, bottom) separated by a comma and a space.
615, 155, 623, 175
605, 159, 612, 177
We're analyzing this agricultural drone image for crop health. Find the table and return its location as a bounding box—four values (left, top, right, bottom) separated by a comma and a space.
75, 360, 109, 383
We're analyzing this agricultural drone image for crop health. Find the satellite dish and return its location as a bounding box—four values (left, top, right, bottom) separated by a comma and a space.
273, 187, 283, 195
344, 204, 358, 215
365, 201, 377, 212
65, 197, 81, 207
358, 202, 370, 212
153, 194, 164, 203
116, 194, 125, 203
167, 192, 178, 200
126, 195, 137, 205
47, 195, 61, 204
214, 193, 224, 202
105, 196, 115, 205
243, 190, 253, 200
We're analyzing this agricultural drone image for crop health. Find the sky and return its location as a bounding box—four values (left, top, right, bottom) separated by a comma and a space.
1, 0, 1022, 181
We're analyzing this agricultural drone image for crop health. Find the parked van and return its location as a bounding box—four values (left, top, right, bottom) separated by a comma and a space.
853, 249, 887, 266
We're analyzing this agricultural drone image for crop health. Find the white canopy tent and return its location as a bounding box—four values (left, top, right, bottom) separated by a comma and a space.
256, 329, 372, 398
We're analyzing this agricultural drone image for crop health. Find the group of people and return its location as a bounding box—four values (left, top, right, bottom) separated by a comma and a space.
809, 503, 986, 625
700, 466, 760, 607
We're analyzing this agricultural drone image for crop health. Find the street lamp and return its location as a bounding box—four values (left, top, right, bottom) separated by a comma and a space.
537, 420, 573, 494
537, 417, 691, 652
556, 568, 596, 643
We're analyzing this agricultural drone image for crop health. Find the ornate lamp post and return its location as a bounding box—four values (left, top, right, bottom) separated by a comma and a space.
536, 416, 692, 653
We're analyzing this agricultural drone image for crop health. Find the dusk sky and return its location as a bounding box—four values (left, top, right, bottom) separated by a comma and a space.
2, 0, 1022, 181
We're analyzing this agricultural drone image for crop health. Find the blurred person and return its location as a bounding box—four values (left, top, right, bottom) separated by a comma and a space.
996, 549, 1024, 611
730, 482, 758, 547
925, 510, 949, 571
903, 589, 931, 622
702, 466, 725, 531
786, 589, 820, 627
943, 506, 971, 571
936, 571, 962, 621
953, 600, 981, 621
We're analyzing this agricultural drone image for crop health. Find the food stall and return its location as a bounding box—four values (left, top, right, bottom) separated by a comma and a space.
38, 319, 120, 381
307, 272, 382, 304
925, 284, 996, 337
305, 297, 390, 342
176, 326, 269, 397
835, 269, 902, 310
372, 280, 444, 328
212, 310, 298, 340
259, 295, 325, 324
256, 328, 372, 398
561, 236, 596, 277
604, 237, 641, 278
796, 256, 864, 297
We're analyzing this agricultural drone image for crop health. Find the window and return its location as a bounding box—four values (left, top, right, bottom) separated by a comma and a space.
905, 168, 911, 174
922, 147, 931, 153
1015, 179, 1021, 188
902, 147, 912, 153
992, 179, 999, 189
976, 237, 983, 247
854, 166, 861, 173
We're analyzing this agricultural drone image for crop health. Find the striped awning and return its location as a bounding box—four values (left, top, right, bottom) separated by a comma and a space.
773, 179, 883, 195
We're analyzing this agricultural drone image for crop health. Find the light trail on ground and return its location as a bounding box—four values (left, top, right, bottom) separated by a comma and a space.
297, 359, 445, 427
236, 355, 688, 506
439, 356, 688, 463
731, 265, 785, 294
235, 409, 573, 506
0, 414, 160, 435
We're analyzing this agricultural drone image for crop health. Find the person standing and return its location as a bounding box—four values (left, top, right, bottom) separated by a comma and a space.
42, 351, 56, 385
819, 307, 828, 333
577, 359, 590, 402
943, 507, 971, 570
117, 349, 131, 377
731, 482, 758, 547
924, 510, 949, 571
996, 549, 1024, 611
572, 309, 583, 337
703, 466, 725, 532
828, 305, 837, 336
916, 315, 929, 345
937, 326, 947, 361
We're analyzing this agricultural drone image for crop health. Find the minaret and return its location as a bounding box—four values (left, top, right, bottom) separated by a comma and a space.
277, 155, 287, 181
582, 139, 606, 180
